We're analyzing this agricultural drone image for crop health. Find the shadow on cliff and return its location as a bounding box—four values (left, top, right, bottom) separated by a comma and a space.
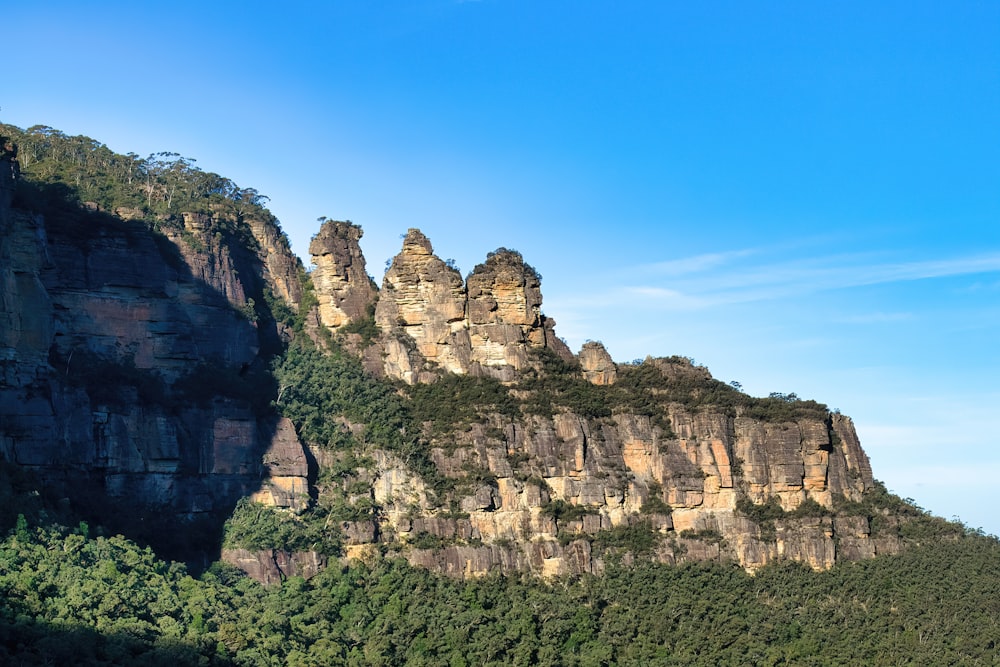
6, 179, 289, 571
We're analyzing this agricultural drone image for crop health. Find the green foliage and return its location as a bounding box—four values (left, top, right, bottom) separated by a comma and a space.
679, 528, 724, 544
222, 499, 341, 556
539, 499, 594, 523
640, 481, 673, 515
404, 373, 519, 438
615, 358, 829, 423
272, 337, 449, 493
591, 521, 661, 556
409, 531, 448, 550
517, 348, 612, 419
1, 123, 274, 224
1, 511, 999, 666
736, 495, 787, 524
339, 301, 381, 347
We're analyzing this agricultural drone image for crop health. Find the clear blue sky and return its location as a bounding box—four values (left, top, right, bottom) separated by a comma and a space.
5, 1, 999, 534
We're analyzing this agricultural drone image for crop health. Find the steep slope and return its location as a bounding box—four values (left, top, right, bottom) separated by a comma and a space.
0, 127, 310, 562
255, 229, 908, 579
0, 123, 940, 580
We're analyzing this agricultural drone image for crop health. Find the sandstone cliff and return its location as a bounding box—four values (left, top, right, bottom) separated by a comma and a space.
0, 126, 918, 580
308, 220, 376, 329
313, 362, 897, 579
0, 194, 308, 560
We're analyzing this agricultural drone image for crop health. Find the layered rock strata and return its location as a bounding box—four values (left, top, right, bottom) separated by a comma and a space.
1, 183, 900, 580
328, 397, 894, 579
0, 197, 306, 559
365, 230, 572, 383
308, 220, 376, 329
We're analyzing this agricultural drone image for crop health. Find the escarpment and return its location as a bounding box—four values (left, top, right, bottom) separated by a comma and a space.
0, 189, 309, 561
291, 226, 907, 579
0, 124, 927, 580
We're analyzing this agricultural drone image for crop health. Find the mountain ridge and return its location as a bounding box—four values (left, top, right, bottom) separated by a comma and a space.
0, 122, 965, 581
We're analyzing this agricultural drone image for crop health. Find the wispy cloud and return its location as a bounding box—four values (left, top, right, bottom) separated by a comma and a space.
833, 312, 913, 324
642, 248, 758, 277
621, 248, 1000, 310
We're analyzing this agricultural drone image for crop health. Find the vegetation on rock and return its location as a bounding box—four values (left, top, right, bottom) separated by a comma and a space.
3, 121, 998, 664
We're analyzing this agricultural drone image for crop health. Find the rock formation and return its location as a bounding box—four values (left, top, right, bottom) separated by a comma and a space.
370, 231, 572, 383
374, 229, 471, 382
333, 365, 895, 578
0, 129, 916, 580
579, 341, 617, 385
466, 248, 573, 380
308, 220, 375, 329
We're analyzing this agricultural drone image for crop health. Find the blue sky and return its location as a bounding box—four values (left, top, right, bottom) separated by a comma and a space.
5, 1, 999, 534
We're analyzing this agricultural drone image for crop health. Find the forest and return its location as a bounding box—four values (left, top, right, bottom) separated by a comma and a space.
2, 123, 999, 665
2, 484, 998, 666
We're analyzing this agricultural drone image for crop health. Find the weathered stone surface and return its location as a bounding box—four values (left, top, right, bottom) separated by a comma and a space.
309, 220, 375, 328
248, 215, 304, 310
466, 248, 573, 378
372, 231, 574, 383
324, 380, 882, 578
375, 229, 470, 382
579, 341, 617, 385
222, 548, 327, 585
250, 417, 310, 511
0, 198, 306, 559
1, 189, 901, 581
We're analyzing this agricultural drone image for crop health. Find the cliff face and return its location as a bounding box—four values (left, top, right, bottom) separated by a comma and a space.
326, 375, 893, 578
293, 227, 899, 578
308, 220, 375, 329
0, 197, 308, 560
1, 175, 901, 579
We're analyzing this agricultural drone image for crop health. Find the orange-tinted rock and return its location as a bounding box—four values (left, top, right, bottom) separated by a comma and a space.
309, 220, 376, 329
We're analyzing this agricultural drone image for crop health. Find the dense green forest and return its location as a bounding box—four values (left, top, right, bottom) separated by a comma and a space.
4, 123, 1000, 665
2, 485, 999, 666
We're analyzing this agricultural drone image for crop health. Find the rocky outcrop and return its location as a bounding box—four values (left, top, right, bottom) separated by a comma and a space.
579, 341, 617, 385
375, 229, 471, 382
371, 231, 572, 383
0, 146, 905, 582
466, 249, 573, 380
248, 215, 304, 310
309, 220, 376, 329
250, 417, 310, 511
222, 548, 327, 585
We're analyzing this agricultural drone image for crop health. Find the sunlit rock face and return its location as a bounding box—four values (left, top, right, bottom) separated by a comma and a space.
0, 182, 898, 581
466, 248, 563, 380
374, 228, 472, 383
372, 231, 572, 384
309, 220, 375, 329
579, 341, 617, 386
342, 387, 892, 579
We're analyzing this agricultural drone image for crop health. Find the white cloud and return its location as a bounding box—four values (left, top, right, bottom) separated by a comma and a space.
619, 249, 1000, 310
642, 248, 758, 276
